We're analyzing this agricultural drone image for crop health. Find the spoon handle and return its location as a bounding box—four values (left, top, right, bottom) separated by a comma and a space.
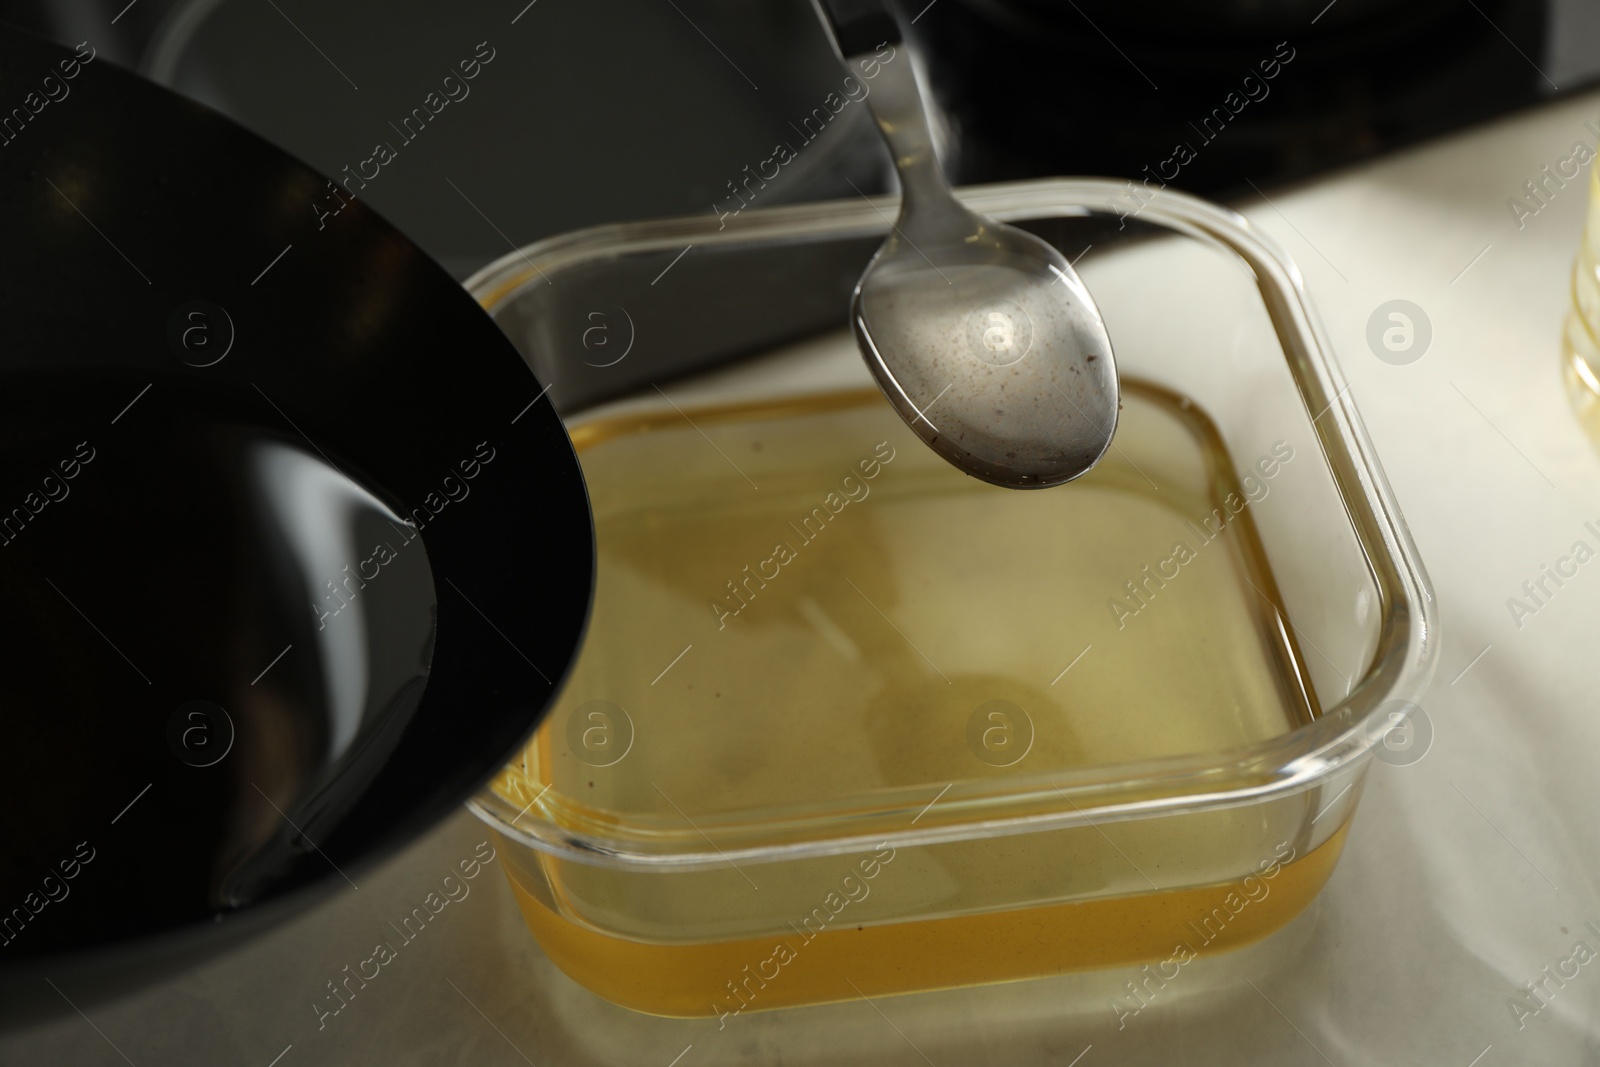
809, 0, 958, 222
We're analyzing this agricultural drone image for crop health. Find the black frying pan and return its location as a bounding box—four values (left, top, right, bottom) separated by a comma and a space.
0, 25, 591, 1023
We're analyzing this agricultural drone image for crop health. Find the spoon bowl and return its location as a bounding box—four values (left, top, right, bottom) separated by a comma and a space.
853, 206, 1117, 488
816, 0, 1119, 488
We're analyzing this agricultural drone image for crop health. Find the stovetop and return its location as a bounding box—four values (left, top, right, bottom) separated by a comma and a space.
915, 0, 1598, 197
2, 0, 1597, 274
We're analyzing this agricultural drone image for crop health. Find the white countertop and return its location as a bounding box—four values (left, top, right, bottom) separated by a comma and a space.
9, 89, 1600, 1067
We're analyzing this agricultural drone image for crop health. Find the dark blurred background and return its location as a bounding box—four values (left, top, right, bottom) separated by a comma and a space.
1, 0, 1593, 278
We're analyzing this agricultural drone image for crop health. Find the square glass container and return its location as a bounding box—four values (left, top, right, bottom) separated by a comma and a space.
464, 180, 1437, 1018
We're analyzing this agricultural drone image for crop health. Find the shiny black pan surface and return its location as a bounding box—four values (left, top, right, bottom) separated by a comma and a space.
0, 26, 592, 1022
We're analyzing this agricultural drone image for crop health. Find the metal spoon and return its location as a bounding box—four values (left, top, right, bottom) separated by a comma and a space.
813, 0, 1118, 489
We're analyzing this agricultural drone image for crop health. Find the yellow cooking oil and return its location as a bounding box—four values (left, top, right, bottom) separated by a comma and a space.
1566, 166, 1600, 437
488, 380, 1340, 1016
